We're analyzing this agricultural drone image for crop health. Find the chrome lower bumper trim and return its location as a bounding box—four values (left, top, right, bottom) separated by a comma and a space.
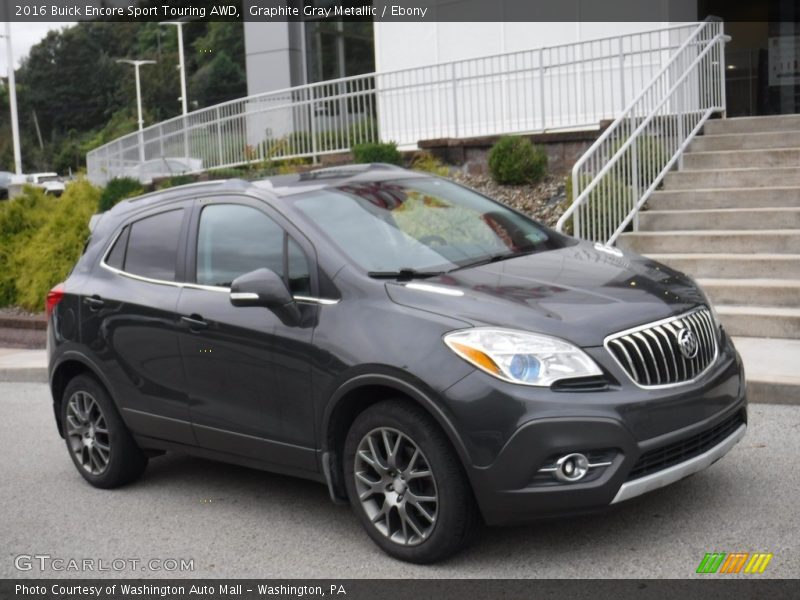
611, 423, 746, 505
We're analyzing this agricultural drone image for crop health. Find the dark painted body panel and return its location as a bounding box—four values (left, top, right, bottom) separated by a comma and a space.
77, 260, 194, 444
384, 241, 703, 347
176, 286, 318, 470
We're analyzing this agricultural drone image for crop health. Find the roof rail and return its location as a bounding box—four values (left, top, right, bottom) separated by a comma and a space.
123, 178, 240, 205
299, 163, 404, 181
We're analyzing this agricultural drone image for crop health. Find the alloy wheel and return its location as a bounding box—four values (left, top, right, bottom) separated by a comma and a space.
65, 391, 111, 475
354, 427, 438, 546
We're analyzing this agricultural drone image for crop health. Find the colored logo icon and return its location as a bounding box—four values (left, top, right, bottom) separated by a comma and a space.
696, 552, 773, 574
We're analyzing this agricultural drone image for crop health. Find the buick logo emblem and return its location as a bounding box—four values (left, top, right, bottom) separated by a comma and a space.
677, 328, 699, 359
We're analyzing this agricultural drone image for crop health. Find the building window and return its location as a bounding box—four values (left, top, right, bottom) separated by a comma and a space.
303, 6, 374, 83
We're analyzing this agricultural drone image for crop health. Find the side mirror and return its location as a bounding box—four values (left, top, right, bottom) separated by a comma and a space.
230, 268, 301, 325
230, 268, 293, 308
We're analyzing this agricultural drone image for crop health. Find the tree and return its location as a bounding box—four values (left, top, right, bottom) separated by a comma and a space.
0, 18, 248, 174
190, 51, 246, 107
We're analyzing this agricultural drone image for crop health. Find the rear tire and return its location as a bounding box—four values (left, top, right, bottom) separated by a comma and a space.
61, 374, 147, 488
343, 400, 480, 563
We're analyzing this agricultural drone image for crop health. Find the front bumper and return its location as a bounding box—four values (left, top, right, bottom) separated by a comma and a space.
445, 333, 747, 526
611, 421, 746, 504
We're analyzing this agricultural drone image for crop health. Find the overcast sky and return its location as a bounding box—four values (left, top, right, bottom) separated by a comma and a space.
1, 22, 75, 75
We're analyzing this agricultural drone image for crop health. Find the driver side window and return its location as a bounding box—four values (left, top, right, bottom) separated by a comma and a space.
196, 203, 310, 295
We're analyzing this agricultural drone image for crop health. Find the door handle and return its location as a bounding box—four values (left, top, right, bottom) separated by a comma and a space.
180, 314, 208, 330
83, 296, 105, 311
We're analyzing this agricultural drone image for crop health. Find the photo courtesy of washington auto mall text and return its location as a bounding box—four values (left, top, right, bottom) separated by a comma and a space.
14, 583, 348, 598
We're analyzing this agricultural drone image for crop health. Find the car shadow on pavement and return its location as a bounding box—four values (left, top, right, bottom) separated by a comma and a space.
135, 448, 741, 574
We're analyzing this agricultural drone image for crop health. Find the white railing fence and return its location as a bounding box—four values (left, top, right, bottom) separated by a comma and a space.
556, 18, 728, 245
87, 23, 703, 185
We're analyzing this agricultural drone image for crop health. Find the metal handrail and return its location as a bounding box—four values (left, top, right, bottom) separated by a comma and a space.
556, 18, 728, 244
87, 23, 704, 185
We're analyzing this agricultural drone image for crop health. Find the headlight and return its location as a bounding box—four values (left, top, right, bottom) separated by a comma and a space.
443, 328, 603, 387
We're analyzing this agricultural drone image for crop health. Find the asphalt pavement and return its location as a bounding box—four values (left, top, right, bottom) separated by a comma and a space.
1, 382, 798, 579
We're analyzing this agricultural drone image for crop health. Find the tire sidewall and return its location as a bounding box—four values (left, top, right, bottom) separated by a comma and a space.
343, 400, 473, 563
61, 374, 144, 488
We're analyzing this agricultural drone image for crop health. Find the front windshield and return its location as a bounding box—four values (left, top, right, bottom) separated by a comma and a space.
293, 177, 564, 273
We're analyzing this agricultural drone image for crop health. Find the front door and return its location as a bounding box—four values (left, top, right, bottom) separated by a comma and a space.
176, 197, 318, 472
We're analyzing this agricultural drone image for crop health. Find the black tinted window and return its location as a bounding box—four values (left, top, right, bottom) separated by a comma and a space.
124, 209, 184, 282
105, 226, 129, 270
287, 238, 311, 295
197, 204, 284, 288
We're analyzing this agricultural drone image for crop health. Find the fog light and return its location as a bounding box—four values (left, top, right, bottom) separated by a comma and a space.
555, 453, 589, 482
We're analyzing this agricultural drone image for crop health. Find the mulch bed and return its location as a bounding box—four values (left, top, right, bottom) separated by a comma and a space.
450, 172, 569, 228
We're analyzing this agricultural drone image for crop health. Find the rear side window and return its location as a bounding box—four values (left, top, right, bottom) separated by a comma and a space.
119, 209, 184, 282
287, 238, 311, 296
104, 226, 129, 269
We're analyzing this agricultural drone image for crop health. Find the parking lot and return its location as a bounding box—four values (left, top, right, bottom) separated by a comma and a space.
1, 382, 797, 579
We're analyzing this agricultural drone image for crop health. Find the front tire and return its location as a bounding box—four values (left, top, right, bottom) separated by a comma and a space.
61, 374, 148, 488
343, 400, 479, 563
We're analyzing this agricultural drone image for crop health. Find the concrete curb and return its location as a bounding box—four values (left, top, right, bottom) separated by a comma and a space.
0, 349, 48, 384
746, 379, 800, 406
0, 368, 48, 383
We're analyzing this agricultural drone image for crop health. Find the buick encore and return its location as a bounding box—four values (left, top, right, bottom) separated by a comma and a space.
47, 164, 747, 563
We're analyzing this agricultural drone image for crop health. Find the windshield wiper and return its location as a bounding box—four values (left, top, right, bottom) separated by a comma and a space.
448, 247, 539, 273
368, 268, 445, 280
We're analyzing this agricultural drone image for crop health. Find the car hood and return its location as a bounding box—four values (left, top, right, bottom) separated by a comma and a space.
384, 241, 706, 347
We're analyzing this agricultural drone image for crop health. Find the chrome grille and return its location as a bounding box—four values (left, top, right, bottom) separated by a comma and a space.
605, 307, 718, 388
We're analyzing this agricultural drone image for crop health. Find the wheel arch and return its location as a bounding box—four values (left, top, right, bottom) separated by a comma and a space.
50, 353, 118, 437
321, 373, 472, 501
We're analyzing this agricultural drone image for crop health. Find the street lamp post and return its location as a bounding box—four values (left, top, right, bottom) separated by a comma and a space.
2, 22, 23, 175
160, 21, 189, 161
116, 59, 156, 164
160, 21, 188, 116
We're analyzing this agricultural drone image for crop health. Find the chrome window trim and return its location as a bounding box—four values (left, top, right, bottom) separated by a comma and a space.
603, 306, 720, 390
99, 228, 340, 305
229, 292, 259, 301
293, 295, 340, 305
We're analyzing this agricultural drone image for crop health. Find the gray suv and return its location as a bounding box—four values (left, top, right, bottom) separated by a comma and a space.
47, 165, 746, 563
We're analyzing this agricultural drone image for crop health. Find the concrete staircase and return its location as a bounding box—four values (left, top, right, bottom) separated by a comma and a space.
617, 114, 800, 405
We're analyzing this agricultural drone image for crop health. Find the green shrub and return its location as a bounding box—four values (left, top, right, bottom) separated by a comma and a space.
0, 187, 52, 306
0, 179, 99, 311
488, 136, 548, 185
207, 167, 249, 180
156, 174, 195, 190
263, 118, 378, 160
609, 135, 669, 188
410, 151, 449, 176
352, 142, 402, 165
271, 157, 311, 175
562, 173, 632, 240
97, 177, 143, 212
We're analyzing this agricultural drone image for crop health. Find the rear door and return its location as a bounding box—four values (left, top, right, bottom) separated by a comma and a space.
81, 203, 195, 445
176, 195, 319, 471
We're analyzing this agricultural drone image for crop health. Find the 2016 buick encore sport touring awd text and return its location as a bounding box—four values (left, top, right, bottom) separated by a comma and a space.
47, 164, 747, 563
